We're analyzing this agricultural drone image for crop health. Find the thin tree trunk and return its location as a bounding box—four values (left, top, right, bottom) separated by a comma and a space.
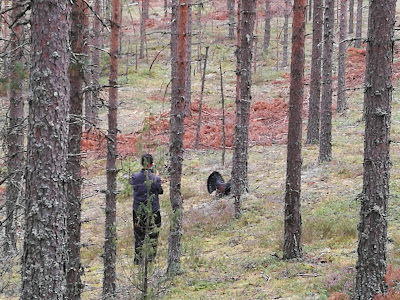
283, 0, 306, 260
219, 62, 226, 166
102, 0, 120, 297
167, 0, 187, 277
185, 0, 192, 116
308, 0, 312, 21
139, 0, 147, 59
306, 0, 323, 144
66, 1, 88, 298
227, 0, 235, 40
262, 0, 271, 54
319, 0, 334, 163
348, 0, 354, 34
194, 46, 209, 149
90, 0, 102, 128
235, 0, 242, 119
5, 0, 25, 254
143, 0, 149, 19
354, 0, 362, 48
21, 1, 71, 299
337, 0, 347, 113
353, 0, 396, 298
281, 0, 291, 68
164, 0, 168, 17
231, 0, 256, 219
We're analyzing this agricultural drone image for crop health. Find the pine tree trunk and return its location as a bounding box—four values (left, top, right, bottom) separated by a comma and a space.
227, 0, 235, 40
283, 0, 306, 260
66, 1, 88, 298
102, 0, 120, 297
353, 0, 395, 298
89, 0, 102, 129
306, 0, 323, 144
354, 0, 362, 48
281, 0, 290, 68
167, 0, 187, 277
262, 0, 271, 54
21, 1, 71, 299
337, 0, 347, 113
185, 0, 192, 116
348, 0, 354, 34
319, 0, 334, 163
231, 0, 256, 219
5, 0, 25, 254
194, 46, 209, 149
139, 0, 148, 59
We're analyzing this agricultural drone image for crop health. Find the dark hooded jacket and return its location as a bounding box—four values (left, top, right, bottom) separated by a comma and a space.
130, 169, 163, 212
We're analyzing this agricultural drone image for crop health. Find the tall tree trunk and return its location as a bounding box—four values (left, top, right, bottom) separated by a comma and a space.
348, 0, 354, 34
66, 0, 88, 298
167, 0, 187, 277
262, 0, 271, 54
308, 0, 312, 21
319, 0, 334, 163
227, 0, 235, 40
306, 0, 323, 144
231, 0, 256, 219
102, 0, 120, 297
89, 0, 102, 129
354, 0, 362, 48
185, 0, 192, 116
21, 1, 71, 299
337, 0, 347, 113
194, 46, 209, 149
5, 0, 25, 254
281, 0, 291, 68
144, 0, 149, 19
283, 0, 306, 260
353, 0, 395, 298
219, 62, 226, 166
139, 0, 148, 59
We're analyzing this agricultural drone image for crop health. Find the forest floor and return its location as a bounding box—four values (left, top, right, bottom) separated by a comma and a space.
2, 1, 400, 299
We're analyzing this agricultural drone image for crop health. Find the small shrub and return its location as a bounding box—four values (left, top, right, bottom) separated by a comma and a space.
324, 267, 355, 297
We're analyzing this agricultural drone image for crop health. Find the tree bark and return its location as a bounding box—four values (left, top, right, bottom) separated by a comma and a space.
66, 1, 88, 298
5, 0, 25, 254
231, 0, 256, 218
337, 0, 347, 113
283, 0, 306, 260
353, 0, 396, 298
354, 0, 362, 48
102, 0, 120, 297
167, 0, 187, 277
319, 0, 334, 163
262, 0, 271, 54
21, 1, 71, 299
348, 0, 354, 34
227, 0, 235, 40
306, 0, 323, 144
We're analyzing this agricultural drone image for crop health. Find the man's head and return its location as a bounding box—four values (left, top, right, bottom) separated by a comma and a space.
141, 153, 154, 169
